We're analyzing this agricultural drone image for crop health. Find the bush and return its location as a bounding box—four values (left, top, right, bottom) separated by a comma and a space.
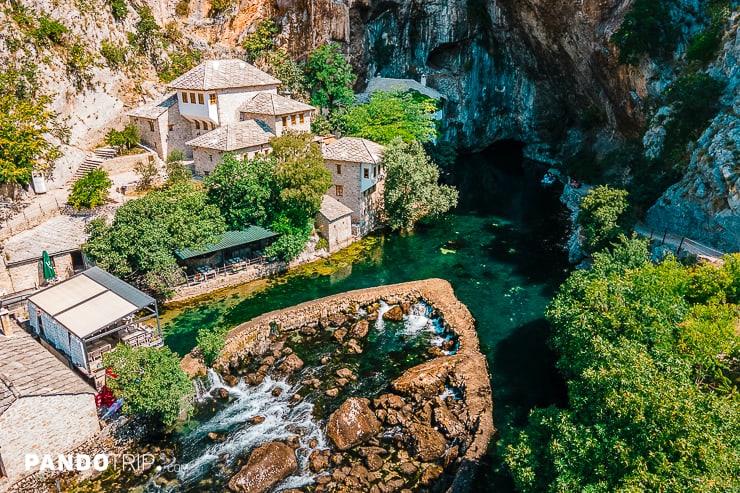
107, 0, 128, 21
32, 16, 68, 47
264, 229, 310, 261
101, 40, 128, 67
209, 0, 235, 17
102, 344, 193, 427
134, 156, 158, 190
105, 123, 139, 150
577, 185, 630, 252
196, 326, 228, 366
157, 49, 202, 83
166, 150, 191, 184
243, 19, 278, 61
68, 169, 112, 209
316, 237, 329, 251
175, 0, 190, 16
66, 42, 96, 92
687, 28, 722, 63
610, 0, 678, 64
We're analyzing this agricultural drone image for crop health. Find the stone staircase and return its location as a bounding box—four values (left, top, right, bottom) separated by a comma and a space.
69, 146, 119, 184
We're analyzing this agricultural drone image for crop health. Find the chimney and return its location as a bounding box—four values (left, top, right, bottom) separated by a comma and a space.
420, 74, 427, 87
0, 308, 13, 337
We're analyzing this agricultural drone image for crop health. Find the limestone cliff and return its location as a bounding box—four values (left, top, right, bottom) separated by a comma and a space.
646, 17, 740, 251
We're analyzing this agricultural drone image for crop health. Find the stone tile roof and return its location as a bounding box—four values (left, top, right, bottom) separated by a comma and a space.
126, 93, 177, 119
185, 120, 275, 151
0, 328, 95, 416
3, 215, 88, 266
358, 77, 444, 102
318, 195, 353, 222
167, 59, 280, 91
239, 92, 316, 116
322, 137, 384, 164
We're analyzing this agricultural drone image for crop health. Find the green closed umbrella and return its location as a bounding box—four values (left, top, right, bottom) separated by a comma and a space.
42, 251, 56, 281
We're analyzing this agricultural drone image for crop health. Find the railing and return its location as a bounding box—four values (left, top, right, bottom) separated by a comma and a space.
180, 256, 272, 286
635, 223, 727, 261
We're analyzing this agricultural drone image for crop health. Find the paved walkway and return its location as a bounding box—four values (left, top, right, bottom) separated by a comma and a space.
635, 223, 727, 262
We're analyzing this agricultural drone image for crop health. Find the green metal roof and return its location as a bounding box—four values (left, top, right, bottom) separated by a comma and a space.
174, 226, 278, 260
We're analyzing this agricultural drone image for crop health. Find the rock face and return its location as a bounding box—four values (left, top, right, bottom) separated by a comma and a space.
228, 442, 297, 493
404, 423, 448, 462
646, 24, 740, 252
327, 398, 382, 450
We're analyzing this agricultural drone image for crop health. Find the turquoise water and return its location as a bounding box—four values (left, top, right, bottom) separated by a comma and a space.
161, 146, 570, 488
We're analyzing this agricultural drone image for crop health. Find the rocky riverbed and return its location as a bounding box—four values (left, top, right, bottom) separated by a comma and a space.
181, 279, 494, 493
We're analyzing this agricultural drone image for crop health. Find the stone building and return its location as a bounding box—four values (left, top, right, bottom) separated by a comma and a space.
322, 137, 385, 234
126, 59, 317, 173
0, 325, 98, 485
316, 195, 353, 253
186, 120, 275, 176
238, 92, 315, 135
0, 215, 88, 295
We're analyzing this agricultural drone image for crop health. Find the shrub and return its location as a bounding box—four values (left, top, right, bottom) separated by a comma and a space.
611, 0, 678, 64
686, 28, 722, 63
175, 0, 190, 16
243, 19, 278, 61
105, 123, 139, 150
66, 42, 96, 92
157, 49, 202, 83
316, 237, 329, 251
107, 0, 128, 21
577, 185, 630, 252
209, 0, 235, 17
196, 326, 228, 366
134, 156, 158, 190
166, 150, 191, 184
101, 39, 128, 67
68, 169, 112, 209
32, 16, 68, 47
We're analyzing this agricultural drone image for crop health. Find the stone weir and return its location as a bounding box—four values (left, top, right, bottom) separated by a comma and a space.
183, 278, 495, 492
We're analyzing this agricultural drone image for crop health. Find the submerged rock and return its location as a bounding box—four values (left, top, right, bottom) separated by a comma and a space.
383, 305, 404, 322
228, 442, 297, 493
404, 423, 447, 461
327, 397, 382, 450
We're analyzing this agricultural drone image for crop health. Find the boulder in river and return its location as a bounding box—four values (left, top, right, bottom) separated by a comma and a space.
327, 397, 382, 450
277, 354, 304, 375
228, 442, 297, 493
404, 423, 447, 461
383, 305, 404, 321
349, 319, 369, 338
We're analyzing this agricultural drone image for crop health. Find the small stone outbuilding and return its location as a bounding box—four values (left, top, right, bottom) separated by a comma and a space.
0, 325, 98, 486
316, 195, 353, 253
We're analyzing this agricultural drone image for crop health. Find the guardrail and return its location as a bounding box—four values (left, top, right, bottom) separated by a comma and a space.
635, 223, 726, 261
180, 256, 273, 286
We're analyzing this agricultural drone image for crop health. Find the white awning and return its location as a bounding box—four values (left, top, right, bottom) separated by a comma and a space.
28, 267, 155, 340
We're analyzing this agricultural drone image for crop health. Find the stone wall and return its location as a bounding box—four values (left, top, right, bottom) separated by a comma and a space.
4, 252, 76, 294
0, 393, 99, 485
181, 278, 495, 491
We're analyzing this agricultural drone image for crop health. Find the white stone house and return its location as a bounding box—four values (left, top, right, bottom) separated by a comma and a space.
127, 59, 317, 173
0, 326, 98, 485
315, 195, 353, 253
186, 120, 276, 176
321, 137, 386, 235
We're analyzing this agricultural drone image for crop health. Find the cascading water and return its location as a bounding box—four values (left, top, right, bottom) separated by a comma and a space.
375, 300, 392, 331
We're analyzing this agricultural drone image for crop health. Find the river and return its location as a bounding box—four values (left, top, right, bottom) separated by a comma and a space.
158, 141, 570, 490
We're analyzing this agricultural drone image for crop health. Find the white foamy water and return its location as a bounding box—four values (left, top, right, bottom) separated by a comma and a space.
375, 300, 392, 331
175, 372, 326, 490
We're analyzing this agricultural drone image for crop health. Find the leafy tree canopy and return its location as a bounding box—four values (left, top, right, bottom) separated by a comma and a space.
270, 132, 333, 229
83, 182, 226, 297
577, 185, 631, 253
0, 94, 61, 186
383, 138, 458, 232
337, 90, 438, 145
204, 153, 276, 230
68, 169, 112, 209
103, 344, 193, 426
303, 42, 355, 111
505, 238, 740, 492
105, 123, 139, 151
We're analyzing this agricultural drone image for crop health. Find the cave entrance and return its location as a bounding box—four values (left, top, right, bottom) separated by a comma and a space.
480, 139, 526, 175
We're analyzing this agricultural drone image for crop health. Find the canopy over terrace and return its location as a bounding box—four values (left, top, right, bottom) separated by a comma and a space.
174, 226, 278, 271
26, 267, 161, 385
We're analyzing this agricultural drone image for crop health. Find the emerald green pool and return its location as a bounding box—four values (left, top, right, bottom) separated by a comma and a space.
160, 145, 570, 489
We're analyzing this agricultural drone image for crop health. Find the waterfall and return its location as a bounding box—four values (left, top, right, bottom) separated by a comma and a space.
175, 375, 326, 490
375, 300, 392, 331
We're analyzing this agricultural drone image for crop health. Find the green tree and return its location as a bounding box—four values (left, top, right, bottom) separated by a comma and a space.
66, 42, 96, 92
133, 6, 161, 59
102, 344, 193, 426
337, 90, 437, 144
196, 326, 228, 366
205, 153, 276, 230
0, 94, 61, 186
105, 123, 140, 151
383, 138, 458, 232
610, 0, 678, 65
165, 150, 191, 184
263, 213, 311, 261
83, 182, 226, 297
303, 42, 355, 111
270, 132, 333, 229
577, 185, 630, 252
243, 19, 278, 62
504, 238, 740, 492
68, 169, 112, 209
134, 156, 158, 191
107, 0, 128, 21
264, 49, 309, 101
